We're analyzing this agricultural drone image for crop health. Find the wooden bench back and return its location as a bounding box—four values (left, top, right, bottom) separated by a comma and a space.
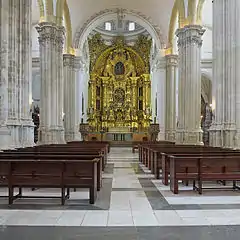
0, 159, 98, 187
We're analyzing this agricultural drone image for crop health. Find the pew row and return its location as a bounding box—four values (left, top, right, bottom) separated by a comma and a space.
169, 155, 240, 194
0, 159, 99, 205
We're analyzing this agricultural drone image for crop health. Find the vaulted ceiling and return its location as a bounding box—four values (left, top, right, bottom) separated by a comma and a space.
31, 0, 213, 60
32, 0, 175, 44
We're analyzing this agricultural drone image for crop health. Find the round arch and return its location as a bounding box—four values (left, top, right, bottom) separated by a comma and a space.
73, 8, 166, 54
92, 45, 146, 75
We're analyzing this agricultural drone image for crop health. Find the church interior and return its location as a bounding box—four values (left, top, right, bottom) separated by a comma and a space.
0, 0, 240, 239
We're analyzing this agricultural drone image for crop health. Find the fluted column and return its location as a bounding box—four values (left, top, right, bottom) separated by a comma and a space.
7, 0, 21, 148
209, 0, 240, 148
19, 0, 35, 147
165, 54, 178, 141
156, 59, 166, 140
36, 22, 65, 144
176, 25, 205, 145
63, 54, 81, 142
0, 0, 11, 149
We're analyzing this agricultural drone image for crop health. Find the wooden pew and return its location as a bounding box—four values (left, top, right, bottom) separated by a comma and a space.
0, 153, 103, 191
138, 141, 175, 164
161, 148, 239, 185
169, 155, 240, 194
0, 159, 99, 205
67, 141, 110, 153
139, 144, 233, 178
8, 145, 107, 170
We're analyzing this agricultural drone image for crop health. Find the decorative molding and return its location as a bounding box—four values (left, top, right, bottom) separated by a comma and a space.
166, 54, 178, 66
176, 25, 206, 48
73, 8, 166, 51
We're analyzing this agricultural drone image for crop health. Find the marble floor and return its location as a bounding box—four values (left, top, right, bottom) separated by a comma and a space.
0, 147, 240, 239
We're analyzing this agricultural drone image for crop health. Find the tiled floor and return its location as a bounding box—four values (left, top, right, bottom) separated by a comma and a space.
0, 147, 240, 239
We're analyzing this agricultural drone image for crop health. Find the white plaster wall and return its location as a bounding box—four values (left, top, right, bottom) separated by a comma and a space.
79, 69, 89, 123
202, 28, 212, 59
201, 0, 212, 59
151, 70, 158, 122
32, 26, 40, 58
32, 70, 41, 108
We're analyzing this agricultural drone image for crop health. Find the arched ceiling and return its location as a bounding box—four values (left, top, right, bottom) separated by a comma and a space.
32, 0, 213, 58
32, 0, 175, 44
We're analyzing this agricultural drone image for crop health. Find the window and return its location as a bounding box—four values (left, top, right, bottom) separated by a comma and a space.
105, 22, 112, 31
129, 22, 135, 31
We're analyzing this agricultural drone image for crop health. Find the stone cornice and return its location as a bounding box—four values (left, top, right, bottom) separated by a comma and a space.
32, 57, 212, 71
32, 57, 40, 68
201, 59, 212, 69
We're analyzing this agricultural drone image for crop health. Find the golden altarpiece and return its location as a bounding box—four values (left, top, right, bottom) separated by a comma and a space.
87, 34, 152, 141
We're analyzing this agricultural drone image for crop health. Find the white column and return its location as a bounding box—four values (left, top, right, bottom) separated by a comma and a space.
36, 22, 65, 144
235, 1, 240, 148
19, 0, 34, 147
209, 0, 240, 149
176, 25, 205, 145
7, 0, 22, 148
63, 54, 81, 142
0, 0, 11, 149
79, 64, 89, 123
156, 58, 166, 140
165, 54, 178, 141
150, 69, 158, 122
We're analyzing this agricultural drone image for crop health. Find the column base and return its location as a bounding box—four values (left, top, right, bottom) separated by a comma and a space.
176, 129, 203, 145
165, 130, 176, 141
65, 131, 82, 142
233, 130, 240, 149
223, 129, 236, 149
209, 123, 224, 147
157, 129, 165, 141
20, 120, 35, 147
0, 124, 11, 150
38, 126, 66, 145
6, 120, 22, 148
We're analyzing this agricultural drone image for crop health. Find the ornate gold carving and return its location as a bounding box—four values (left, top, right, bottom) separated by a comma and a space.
87, 34, 152, 132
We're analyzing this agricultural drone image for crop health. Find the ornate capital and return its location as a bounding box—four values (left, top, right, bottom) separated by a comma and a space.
165, 54, 178, 67
36, 22, 65, 48
176, 25, 205, 49
63, 54, 75, 67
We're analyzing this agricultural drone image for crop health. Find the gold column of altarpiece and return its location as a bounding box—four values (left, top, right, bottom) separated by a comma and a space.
87, 34, 152, 132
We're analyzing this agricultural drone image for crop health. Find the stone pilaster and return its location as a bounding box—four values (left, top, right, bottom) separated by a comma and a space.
19, 0, 35, 147
63, 54, 81, 142
0, 0, 11, 149
155, 58, 166, 140
176, 25, 205, 145
165, 54, 178, 141
7, 0, 21, 148
209, 0, 240, 149
80, 64, 89, 123
36, 22, 65, 144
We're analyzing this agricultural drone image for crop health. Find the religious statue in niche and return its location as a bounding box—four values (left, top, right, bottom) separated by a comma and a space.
114, 88, 125, 106
125, 53, 136, 77
114, 62, 125, 75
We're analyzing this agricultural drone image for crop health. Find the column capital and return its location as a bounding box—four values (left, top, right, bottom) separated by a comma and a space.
36, 22, 65, 46
63, 54, 75, 67
152, 58, 166, 71
176, 25, 205, 48
165, 54, 178, 66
